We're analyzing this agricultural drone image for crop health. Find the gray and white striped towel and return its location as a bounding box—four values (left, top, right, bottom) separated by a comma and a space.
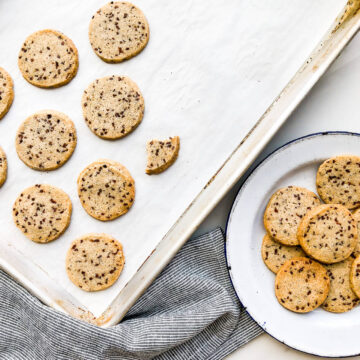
0, 228, 263, 360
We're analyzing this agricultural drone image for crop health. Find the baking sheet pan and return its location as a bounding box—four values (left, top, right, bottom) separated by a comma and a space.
0, 0, 351, 325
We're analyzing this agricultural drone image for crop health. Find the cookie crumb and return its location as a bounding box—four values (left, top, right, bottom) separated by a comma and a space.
146, 136, 180, 175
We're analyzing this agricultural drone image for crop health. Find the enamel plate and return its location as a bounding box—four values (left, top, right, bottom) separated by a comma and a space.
226, 132, 360, 357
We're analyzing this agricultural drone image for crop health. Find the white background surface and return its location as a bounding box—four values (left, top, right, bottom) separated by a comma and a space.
195, 22, 360, 360
0, 0, 344, 319
0, 1, 358, 357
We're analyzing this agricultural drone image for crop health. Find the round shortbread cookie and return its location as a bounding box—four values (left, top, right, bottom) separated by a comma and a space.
12, 184, 72, 243
66, 233, 125, 291
16, 110, 77, 171
261, 233, 306, 274
352, 208, 360, 256
316, 155, 360, 210
350, 255, 360, 298
298, 204, 357, 264
0, 67, 14, 120
77, 160, 135, 221
89, 1, 149, 63
322, 257, 359, 313
146, 136, 180, 175
82, 75, 144, 140
275, 257, 330, 313
18, 29, 78, 88
263, 186, 321, 246
0, 146, 7, 187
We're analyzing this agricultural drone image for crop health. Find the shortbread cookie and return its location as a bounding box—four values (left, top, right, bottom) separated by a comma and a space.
77, 160, 135, 221
317, 155, 360, 210
66, 233, 125, 291
350, 255, 360, 298
16, 110, 77, 171
146, 136, 180, 175
275, 257, 330, 313
263, 186, 321, 246
0, 146, 7, 187
352, 208, 360, 256
89, 2, 149, 63
0, 67, 14, 120
298, 204, 357, 264
82, 76, 144, 139
13, 184, 72, 243
322, 257, 359, 313
18, 29, 78, 88
261, 234, 306, 274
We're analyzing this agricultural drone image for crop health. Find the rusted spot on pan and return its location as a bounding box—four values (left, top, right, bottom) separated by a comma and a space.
136, 249, 156, 273
333, 0, 360, 33
312, 64, 319, 72
54, 299, 65, 308
96, 310, 115, 326
76, 309, 97, 324
54, 299, 97, 324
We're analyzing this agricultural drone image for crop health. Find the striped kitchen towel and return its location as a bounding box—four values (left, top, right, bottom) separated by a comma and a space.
0, 228, 263, 360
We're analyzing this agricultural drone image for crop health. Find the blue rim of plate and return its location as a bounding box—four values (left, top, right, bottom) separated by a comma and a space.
224, 131, 360, 358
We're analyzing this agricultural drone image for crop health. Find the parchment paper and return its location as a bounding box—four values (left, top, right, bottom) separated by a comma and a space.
0, 0, 345, 317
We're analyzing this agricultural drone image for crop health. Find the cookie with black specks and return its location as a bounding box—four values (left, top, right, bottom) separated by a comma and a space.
316, 155, 360, 210
146, 136, 180, 175
77, 159, 135, 221
298, 204, 357, 264
263, 186, 321, 246
352, 208, 360, 256
66, 233, 125, 291
261, 233, 306, 274
89, 1, 149, 63
0, 146, 7, 187
350, 254, 360, 298
322, 257, 359, 313
12, 184, 72, 243
18, 29, 78, 88
0, 67, 14, 120
82, 75, 144, 139
275, 257, 330, 313
16, 110, 77, 171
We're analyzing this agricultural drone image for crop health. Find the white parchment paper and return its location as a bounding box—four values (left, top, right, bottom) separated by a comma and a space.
0, 0, 345, 317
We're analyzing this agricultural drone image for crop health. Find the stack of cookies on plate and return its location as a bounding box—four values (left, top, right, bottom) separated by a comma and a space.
262, 155, 360, 314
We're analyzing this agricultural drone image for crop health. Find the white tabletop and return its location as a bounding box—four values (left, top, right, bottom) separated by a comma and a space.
194, 26, 360, 360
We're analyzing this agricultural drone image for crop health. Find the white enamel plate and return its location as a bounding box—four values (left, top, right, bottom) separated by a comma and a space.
226, 132, 360, 357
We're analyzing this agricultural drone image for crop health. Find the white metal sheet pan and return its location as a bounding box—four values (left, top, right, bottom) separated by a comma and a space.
0, 0, 356, 326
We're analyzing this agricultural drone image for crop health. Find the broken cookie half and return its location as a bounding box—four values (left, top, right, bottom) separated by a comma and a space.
146, 136, 180, 175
